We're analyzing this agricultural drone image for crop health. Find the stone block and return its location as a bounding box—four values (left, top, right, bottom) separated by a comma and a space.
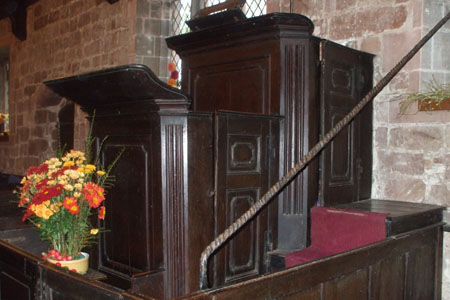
34, 15, 49, 31
381, 29, 421, 73
427, 185, 450, 206
389, 126, 443, 152
18, 127, 29, 142
423, 0, 446, 29
145, 19, 162, 36
32, 126, 44, 138
137, 0, 150, 18
34, 110, 48, 124
377, 150, 424, 176
374, 126, 387, 149
36, 87, 61, 108
329, 12, 358, 40
383, 177, 425, 202
151, 1, 162, 19
360, 36, 381, 55
24, 85, 37, 97
28, 139, 49, 155
136, 35, 154, 56
143, 57, 160, 76
432, 31, 450, 71
325, 0, 356, 13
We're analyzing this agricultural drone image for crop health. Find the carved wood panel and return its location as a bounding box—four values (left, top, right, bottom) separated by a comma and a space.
99, 135, 162, 275
191, 57, 269, 114
320, 40, 373, 206
213, 112, 279, 287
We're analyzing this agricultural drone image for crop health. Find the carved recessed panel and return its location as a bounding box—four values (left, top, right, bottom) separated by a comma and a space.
101, 140, 153, 273
227, 135, 261, 173
193, 59, 268, 114
330, 111, 354, 186
330, 65, 356, 100
225, 188, 259, 282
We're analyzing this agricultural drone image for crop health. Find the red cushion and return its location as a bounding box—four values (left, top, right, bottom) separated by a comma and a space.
285, 246, 334, 267
285, 206, 389, 268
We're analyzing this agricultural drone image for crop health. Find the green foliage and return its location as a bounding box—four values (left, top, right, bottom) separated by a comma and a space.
399, 79, 450, 114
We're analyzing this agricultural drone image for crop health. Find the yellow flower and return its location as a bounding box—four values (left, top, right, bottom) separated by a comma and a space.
90, 228, 99, 235
86, 164, 96, 171
20, 176, 26, 184
64, 184, 74, 191
96, 170, 106, 176
63, 161, 75, 167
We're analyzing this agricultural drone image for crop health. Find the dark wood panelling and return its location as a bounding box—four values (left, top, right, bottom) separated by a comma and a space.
405, 243, 437, 300
370, 255, 406, 300
179, 225, 442, 300
213, 112, 279, 287
280, 285, 322, 300
0, 271, 32, 300
192, 58, 269, 114
320, 40, 374, 206
323, 269, 368, 300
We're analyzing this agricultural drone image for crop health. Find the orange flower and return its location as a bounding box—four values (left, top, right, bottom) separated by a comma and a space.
83, 182, 105, 208
63, 197, 76, 210
168, 78, 177, 87
168, 62, 176, 72
98, 206, 106, 220
67, 203, 79, 215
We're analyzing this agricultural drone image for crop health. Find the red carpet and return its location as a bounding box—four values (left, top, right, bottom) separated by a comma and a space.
285, 207, 389, 267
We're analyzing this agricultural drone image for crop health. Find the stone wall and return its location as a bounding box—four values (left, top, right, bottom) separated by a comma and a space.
273, 0, 450, 297
135, 0, 172, 77
0, 0, 138, 175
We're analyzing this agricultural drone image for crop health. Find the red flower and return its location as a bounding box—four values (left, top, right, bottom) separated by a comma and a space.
46, 184, 64, 198
170, 70, 179, 80
32, 184, 63, 205
22, 205, 34, 222
36, 179, 49, 190
26, 163, 49, 176
83, 182, 105, 208
98, 206, 106, 220
32, 192, 47, 205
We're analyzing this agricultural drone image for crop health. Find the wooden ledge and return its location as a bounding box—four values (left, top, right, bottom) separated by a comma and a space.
418, 98, 450, 111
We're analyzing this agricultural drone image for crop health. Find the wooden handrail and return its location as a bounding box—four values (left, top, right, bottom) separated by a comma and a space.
199, 10, 450, 290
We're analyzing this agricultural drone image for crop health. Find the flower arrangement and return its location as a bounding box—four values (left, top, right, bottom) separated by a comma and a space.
168, 62, 179, 88
0, 113, 9, 136
0, 113, 8, 125
16, 123, 122, 267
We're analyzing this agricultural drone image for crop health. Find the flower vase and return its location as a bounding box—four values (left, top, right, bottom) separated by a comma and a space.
47, 252, 89, 274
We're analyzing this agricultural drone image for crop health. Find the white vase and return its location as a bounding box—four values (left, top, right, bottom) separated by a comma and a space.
47, 252, 89, 274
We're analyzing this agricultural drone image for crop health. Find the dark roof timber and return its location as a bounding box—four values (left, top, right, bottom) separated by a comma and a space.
0, 0, 119, 41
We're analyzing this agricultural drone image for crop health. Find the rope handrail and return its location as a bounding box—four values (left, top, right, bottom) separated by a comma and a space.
199, 10, 450, 290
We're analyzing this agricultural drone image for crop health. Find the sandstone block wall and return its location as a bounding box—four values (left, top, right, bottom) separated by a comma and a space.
0, 0, 137, 175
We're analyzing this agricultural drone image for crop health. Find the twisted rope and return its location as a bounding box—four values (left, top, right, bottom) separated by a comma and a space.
199, 11, 450, 290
